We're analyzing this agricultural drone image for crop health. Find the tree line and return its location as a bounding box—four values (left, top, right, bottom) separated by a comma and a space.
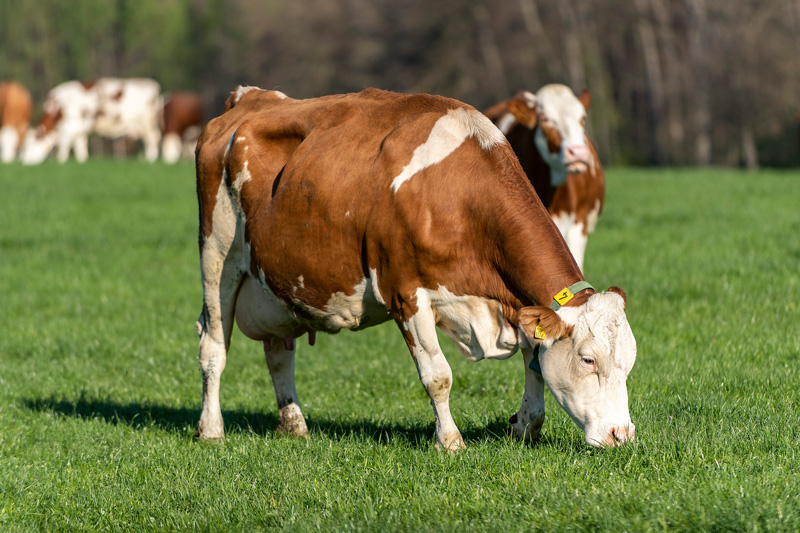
2, 0, 799, 167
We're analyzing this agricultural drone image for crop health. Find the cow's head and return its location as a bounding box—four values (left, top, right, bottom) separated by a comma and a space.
513, 85, 592, 182
519, 288, 636, 447
20, 102, 61, 165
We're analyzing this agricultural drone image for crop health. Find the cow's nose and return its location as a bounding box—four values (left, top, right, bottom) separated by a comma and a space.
606, 425, 635, 447
564, 144, 591, 163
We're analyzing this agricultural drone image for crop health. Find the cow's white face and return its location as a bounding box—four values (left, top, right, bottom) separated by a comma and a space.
529, 84, 591, 183
520, 290, 636, 447
20, 128, 56, 165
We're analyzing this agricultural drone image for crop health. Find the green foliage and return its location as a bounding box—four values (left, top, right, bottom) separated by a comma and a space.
1, 162, 799, 530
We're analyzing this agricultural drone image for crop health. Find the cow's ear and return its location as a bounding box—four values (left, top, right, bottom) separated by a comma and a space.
578, 89, 592, 110
607, 286, 626, 308
508, 98, 538, 129
519, 306, 573, 345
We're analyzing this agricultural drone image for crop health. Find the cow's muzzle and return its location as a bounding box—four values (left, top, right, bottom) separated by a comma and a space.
605, 424, 635, 447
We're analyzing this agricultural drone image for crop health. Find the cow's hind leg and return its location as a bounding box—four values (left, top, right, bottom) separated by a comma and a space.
264, 339, 308, 437
400, 290, 465, 451
195, 281, 238, 441
195, 217, 244, 440
510, 347, 545, 441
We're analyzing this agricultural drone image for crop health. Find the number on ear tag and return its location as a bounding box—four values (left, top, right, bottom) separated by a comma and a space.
554, 287, 575, 306
534, 324, 547, 340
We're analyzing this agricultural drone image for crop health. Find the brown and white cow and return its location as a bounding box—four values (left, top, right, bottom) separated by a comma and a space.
0, 81, 33, 163
485, 85, 605, 272
20, 78, 162, 164
194, 86, 637, 449
161, 92, 204, 164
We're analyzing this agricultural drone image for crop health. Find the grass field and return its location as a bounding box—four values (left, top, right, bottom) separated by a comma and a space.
1, 160, 799, 531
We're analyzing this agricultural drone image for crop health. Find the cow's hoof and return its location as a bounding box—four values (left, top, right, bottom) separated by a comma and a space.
435, 433, 466, 452
193, 428, 225, 443
275, 408, 309, 438
509, 412, 542, 442
275, 421, 309, 438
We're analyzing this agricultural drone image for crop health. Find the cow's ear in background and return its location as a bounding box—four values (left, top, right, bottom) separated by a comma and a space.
509, 93, 538, 128
519, 306, 573, 345
578, 89, 592, 111
607, 286, 626, 308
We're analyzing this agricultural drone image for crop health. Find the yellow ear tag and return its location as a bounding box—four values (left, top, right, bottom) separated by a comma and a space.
534, 324, 547, 340
554, 287, 575, 306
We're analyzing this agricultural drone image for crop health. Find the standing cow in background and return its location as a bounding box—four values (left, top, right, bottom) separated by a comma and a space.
20, 78, 162, 164
0, 81, 33, 163
161, 92, 204, 163
485, 85, 604, 272
194, 86, 637, 450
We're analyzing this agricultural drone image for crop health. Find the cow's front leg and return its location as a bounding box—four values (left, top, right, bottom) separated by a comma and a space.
264, 338, 308, 437
400, 291, 464, 451
510, 346, 545, 441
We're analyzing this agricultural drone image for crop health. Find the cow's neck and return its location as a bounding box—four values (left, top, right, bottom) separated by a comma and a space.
505, 124, 557, 208
481, 161, 585, 310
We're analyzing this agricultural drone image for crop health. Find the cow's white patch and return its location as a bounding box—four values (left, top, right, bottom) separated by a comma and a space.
232, 160, 252, 192
369, 268, 385, 306
391, 107, 505, 193
586, 198, 602, 234
551, 197, 601, 272
236, 136, 247, 143
422, 285, 518, 361
496, 113, 517, 135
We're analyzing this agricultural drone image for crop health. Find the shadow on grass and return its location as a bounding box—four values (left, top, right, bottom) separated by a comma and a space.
22, 395, 525, 449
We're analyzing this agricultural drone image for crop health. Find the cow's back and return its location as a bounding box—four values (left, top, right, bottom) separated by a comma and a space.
197, 88, 554, 328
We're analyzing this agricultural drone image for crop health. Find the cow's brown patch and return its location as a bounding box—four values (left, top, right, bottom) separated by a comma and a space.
36, 108, 62, 138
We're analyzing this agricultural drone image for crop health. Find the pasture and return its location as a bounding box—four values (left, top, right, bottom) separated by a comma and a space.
1, 160, 799, 531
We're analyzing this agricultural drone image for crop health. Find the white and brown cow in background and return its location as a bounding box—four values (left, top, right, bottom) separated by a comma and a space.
485, 85, 605, 272
161, 91, 204, 164
0, 81, 33, 163
194, 86, 637, 450
20, 77, 162, 164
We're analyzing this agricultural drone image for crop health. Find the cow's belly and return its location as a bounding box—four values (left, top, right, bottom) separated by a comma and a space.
426, 287, 519, 361
235, 274, 393, 341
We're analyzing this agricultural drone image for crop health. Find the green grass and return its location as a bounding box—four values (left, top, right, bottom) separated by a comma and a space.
1, 161, 799, 531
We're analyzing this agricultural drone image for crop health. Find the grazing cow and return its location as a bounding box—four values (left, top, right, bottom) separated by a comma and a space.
0, 81, 33, 163
20, 78, 162, 164
161, 92, 204, 164
485, 85, 605, 272
194, 87, 637, 449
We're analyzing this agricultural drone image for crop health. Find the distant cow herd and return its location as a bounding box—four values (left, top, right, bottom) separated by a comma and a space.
0, 78, 203, 165
4, 75, 636, 448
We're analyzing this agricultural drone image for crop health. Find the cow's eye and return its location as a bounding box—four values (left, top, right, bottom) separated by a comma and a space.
580, 355, 596, 368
